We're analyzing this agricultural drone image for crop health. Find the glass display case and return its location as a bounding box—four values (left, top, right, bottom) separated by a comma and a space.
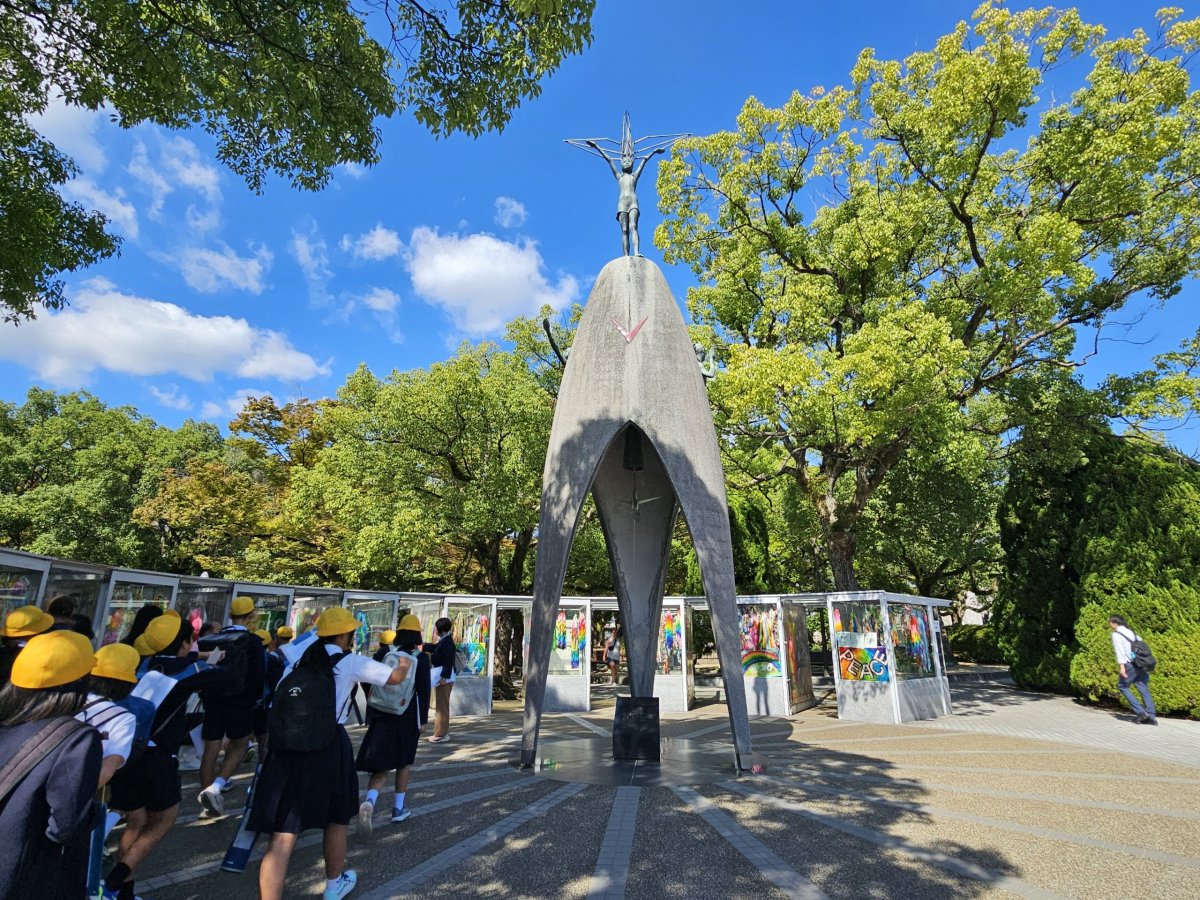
739, 602, 783, 677
548, 604, 588, 676
98, 570, 179, 646
344, 592, 397, 656
231, 583, 293, 635
175, 578, 234, 637
288, 588, 341, 637
448, 600, 492, 676
0, 550, 50, 620
398, 595, 445, 648
44, 561, 107, 639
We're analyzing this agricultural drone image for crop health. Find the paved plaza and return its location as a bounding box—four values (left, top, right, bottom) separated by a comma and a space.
136, 680, 1198, 900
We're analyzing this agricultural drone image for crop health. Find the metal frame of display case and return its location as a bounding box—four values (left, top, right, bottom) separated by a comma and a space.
97, 568, 180, 646
444, 595, 496, 717
824, 590, 951, 724
0, 548, 52, 617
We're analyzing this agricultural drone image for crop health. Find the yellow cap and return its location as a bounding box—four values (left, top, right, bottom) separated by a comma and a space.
380, 629, 397, 646
133, 615, 179, 656
92, 643, 140, 684
397, 614, 422, 633
255, 628, 271, 646
11, 631, 95, 689
276, 626, 294, 639
231, 596, 255, 617
316, 607, 358, 637
2, 605, 54, 638
162, 608, 181, 620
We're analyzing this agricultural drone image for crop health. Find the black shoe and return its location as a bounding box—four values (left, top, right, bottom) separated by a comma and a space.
1136, 713, 1149, 723
1145, 716, 1159, 725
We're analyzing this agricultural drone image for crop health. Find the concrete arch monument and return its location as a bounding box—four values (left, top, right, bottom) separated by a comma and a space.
520, 255, 754, 770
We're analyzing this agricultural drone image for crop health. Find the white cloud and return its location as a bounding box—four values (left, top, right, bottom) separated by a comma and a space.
128, 136, 221, 226
148, 384, 193, 411
178, 243, 272, 294
28, 98, 108, 172
337, 162, 368, 179
341, 224, 402, 261
61, 177, 138, 239
201, 388, 269, 421
361, 287, 401, 312
0, 278, 328, 386
406, 227, 578, 335
289, 226, 333, 305
494, 196, 527, 228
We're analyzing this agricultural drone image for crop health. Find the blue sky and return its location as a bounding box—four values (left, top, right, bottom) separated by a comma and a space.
1, 0, 1195, 449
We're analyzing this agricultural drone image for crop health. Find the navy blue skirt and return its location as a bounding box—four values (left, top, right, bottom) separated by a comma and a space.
356, 706, 419, 773
247, 726, 357, 834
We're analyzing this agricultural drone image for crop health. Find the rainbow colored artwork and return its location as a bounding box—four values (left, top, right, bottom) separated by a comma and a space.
549, 608, 587, 674
839, 646, 890, 682
740, 605, 782, 677
657, 608, 683, 673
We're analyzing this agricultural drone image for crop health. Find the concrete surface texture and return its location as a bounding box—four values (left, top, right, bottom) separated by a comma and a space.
521, 255, 752, 768
137, 682, 1200, 900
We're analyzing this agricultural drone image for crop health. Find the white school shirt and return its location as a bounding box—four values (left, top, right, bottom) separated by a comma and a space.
1111, 626, 1137, 665
76, 694, 137, 764
280, 643, 393, 724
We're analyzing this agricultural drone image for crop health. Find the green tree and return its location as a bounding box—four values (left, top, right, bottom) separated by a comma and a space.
656, 3, 1200, 589
1, 0, 595, 321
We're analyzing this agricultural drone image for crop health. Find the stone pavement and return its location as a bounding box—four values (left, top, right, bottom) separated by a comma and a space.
130, 685, 1198, 900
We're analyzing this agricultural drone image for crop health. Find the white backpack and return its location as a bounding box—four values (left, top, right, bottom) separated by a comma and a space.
367, 649, 418, 715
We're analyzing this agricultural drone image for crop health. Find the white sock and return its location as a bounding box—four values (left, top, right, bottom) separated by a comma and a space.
326, 877, 340, 892
212, 776, 227, 791
365, 789, 379, 805
104, 810, 121, 839
394, 791, 406, 811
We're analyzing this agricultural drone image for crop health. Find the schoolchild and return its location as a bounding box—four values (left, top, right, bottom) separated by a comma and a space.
103, 618, 236, 900
274, 625, 294, 649
0, 604, 54, 683
356, 615, 430, 834
252, 628, 273, 749
121, 603, 166, 648
428, 617, 457, 742
197, 596, 265, 816
373, 629, 397, 662
249, 607, 411, 900
0, 630, 103, 899
77, 643, 142, 787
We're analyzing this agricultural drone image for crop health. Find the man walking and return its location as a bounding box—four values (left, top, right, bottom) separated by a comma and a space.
1109, 614, 1157, 725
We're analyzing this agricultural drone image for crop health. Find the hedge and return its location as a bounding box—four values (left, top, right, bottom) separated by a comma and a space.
945, 624, 1007, 665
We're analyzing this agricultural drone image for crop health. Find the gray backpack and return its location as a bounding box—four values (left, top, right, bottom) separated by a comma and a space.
367, 649, 418, 715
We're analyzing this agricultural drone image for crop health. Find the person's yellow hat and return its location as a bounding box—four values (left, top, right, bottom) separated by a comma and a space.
92, 643, 140, 684
231, 596, 256, 617
380, 629, 397, 646
2, 605, 54, 638
162, 608, 181, 620
255, 628, 271, 646
276, 626, 294, 639
133, 615, 179, 656
11, 631, 95, 689
397, 614, 422, 633
316, 607, 359, 637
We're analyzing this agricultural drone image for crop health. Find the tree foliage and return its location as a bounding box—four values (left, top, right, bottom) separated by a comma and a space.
0, 0, 594, 321
656, 2, 1200, 587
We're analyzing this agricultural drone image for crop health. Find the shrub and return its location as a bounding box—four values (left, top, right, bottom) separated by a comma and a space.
945, 624, 1006, 665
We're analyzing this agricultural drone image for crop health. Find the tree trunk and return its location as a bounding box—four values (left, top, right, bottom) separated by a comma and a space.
827, 528, 860, 591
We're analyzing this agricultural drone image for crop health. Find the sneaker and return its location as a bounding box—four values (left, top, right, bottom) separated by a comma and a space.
198, 783, 225, 817
323, 870, 357, 900
244, 744, 256, 763
357, 800, 375, 837
390, 807, 412, 824
427, 735, 449, 743
1144, 715, 1159, 725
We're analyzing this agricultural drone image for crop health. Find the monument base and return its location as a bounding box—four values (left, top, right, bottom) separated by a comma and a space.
612, 696, 660, 761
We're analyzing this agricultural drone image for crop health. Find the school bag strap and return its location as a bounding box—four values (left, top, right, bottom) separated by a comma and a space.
0, 717, 87, 806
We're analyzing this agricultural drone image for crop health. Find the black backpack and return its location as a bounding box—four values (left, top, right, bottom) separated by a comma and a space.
268, 643, 350, 753
1128, 633, 1158, 673
198, 630, 259, 699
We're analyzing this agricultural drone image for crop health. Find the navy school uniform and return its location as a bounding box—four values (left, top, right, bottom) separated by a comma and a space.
0, 718, 102, 899
248, 645, 393, 835
356, 651, 431, 773
108, 653, 237, 813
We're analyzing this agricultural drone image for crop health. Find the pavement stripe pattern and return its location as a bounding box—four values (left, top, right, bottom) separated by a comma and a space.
671, 785, 830, 900
357, 782, 586, 899
586, 785, 641, 900
723, 781, 1068, 900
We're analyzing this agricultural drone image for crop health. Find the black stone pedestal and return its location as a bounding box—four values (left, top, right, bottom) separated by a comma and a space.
612, 696, 660, 761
